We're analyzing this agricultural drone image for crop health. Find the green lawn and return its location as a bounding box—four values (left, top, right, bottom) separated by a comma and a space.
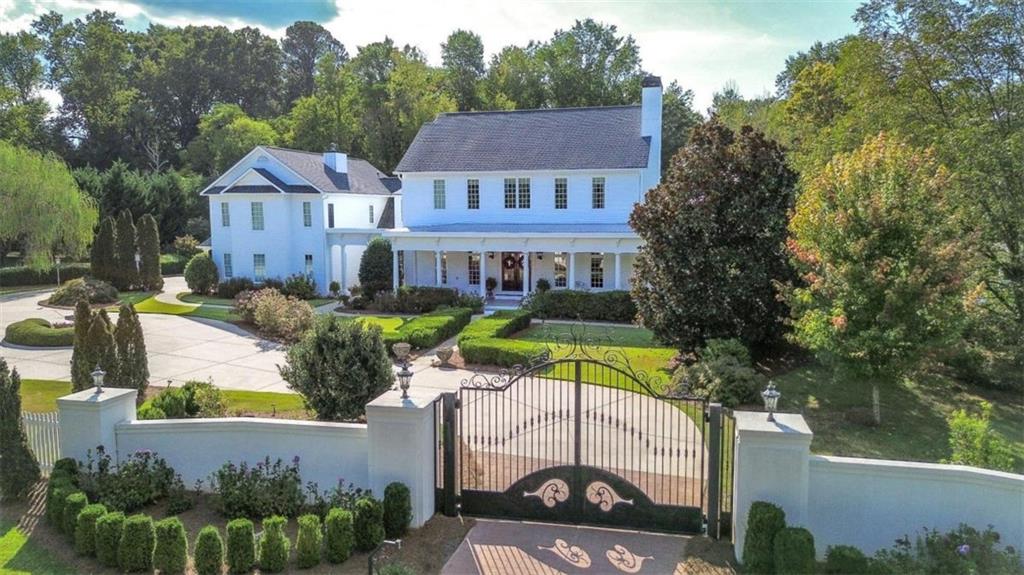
774, 363, 1024, 472
343, 314, 408, 332
133, 296, 238, 322
19, 379, 71, 412
178, 292, 335, 307
0, 520, 76, 575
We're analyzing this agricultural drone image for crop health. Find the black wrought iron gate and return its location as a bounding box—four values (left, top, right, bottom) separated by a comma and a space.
436, 356, 734, 536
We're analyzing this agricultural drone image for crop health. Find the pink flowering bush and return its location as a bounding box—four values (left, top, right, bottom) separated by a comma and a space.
234, 288, 314, 343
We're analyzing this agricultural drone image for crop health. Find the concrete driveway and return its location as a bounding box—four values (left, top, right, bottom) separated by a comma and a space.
0, 281, 290, 393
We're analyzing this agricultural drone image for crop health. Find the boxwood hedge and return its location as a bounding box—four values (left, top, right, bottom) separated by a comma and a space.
457, 310, 544, 367
0, 263, 90, 287
4, 318, 74, 347
526, 289, 637, 323
382, 307, 473, 350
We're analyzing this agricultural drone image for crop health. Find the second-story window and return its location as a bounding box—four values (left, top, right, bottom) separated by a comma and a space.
220, 202, 231, 226
467, 179, 480, 209
504, 178, 516, 209
327, 203, 335, 228
592, 177, 605, 209
517, 178, 531, 208
251, 202, 264, 230
433, 179, 446, 209
302, 201, 312, 227
554, 178, 568, 209
369, 204, 374, 224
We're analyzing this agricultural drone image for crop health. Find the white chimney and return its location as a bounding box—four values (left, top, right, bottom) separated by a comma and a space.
640, 75, 663, 189
323, 143, 348, 174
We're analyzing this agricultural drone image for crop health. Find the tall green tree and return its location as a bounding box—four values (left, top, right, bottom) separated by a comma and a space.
786, 133, 971, 423
660, 81, 701, 175
284, 52, 359, 153
630, 119, 797, 350
538, 19, 644, 108
84, 312, 118, 391
282, 21, 346, 105
114, 303, 148, 396
0, 359, 41, 501
0, 142, 97, 269
0, 31, 53, 150
71, 299, 94, 392
481, 45, 545, 110
90, 216, 117, 284
136, 214, 162, 290
186, 103, 279, 175
113, 210, 138, 290
227, 27, 284, 118
358, 238, 393, 298
441, 30, 484, 111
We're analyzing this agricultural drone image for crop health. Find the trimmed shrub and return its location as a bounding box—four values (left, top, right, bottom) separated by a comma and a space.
137, 405, 167, 420
382, 307, 473, 350
0, 262, 90, 287
358, 237, 393, 299
211, 457, 304, 519
535, 278, 551, 292
372, 285, 464, 313
259, 515, 291, 573
671, 354, 763, 408
742, 501, 786, 574
217, 277, 255, 299
47, 277, 119, 306
324, 508, 354, 564
701, 338, 751, 364
383, 482, 411, 538
150, 379, 226, 419
353, 497, 385, 552
296, 513, 323, 568
194, 525, 225, 575
46, 481, 76, 526
774, 527, 815, 575
74, 503, 106, 556
137, 214, 164, 291
184, 252, 219, 294
118, 513, 155, 572
153, 516, 188, 575
226, 518, 256, 574
5, 318, 74, 347
52, 457, 79, 479
526, 289, 637, 323
458, 310, 533, 343
457, 310, 544, 367
823, 545, 868, 574
95, 511, 125, 567
282, 273, 318, 300
63, 491, 88, 537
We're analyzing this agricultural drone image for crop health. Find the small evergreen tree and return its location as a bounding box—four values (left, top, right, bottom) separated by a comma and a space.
90, 216, 117, 283
0, 360, 41, 500
184, 253, 219, 294
114, 303, 148, 396
70, 299, 95, 392
86, 312, 119, 387
113, 210, 139, 290
358, 237, 393, 299
136, 214, 163, 291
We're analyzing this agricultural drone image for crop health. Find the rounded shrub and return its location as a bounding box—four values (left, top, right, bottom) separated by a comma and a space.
95, 511, 125, 567
742, 501, 786, 574
774, 527, 816, 575
118, 513, 155, 573
226, 518, 256, 574
259, 515, 291, 573
137, 405, 167, 420
74, 503, 106, 556
824, 544, 869, 574
194, 525, 225, 575
153, 516, 188, 575
184, 252, 219, 295
4, 318, 74, 347
47, 277, 119, 306
296, 513, 323, 569
62, 491, 88, 537
383, 482, 412, 538
45, 480, 75, 527
324, 508, 354, 564
353, 497, 385, 552
51, 457, 79, 479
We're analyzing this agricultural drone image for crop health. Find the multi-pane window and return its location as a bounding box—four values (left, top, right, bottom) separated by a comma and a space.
504, 178, 516, 209
592, 177, 606, 209
468, 254, 481, 286
467, 179, 480, 210
223, 253, 233, 278
254, 254, 266, 281
220, 202, 230, 227
433, 179, 446, 209
327, 203, 335, 228
302, 202, 312, 227
554, 178, 568, 209
251, 202, 264, 230
369, 204, 374, 224
554, 253, 567, 288
304, 254, 313, 275
590, 253, 604, 288
517, 178, 531, 208
441, 253, 448, 284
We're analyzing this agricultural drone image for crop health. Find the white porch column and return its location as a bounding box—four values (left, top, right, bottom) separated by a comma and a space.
392, 247, 399, 292
479, 251, 487, 298
614, 252, 621, 290
522, 251, 530, 297
339, 246, 347, 293
567, 252, 575, 290
434, 250, 442, 286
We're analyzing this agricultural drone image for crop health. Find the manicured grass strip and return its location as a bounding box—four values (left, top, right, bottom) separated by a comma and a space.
0, 519, 77, 574
134, 296, 238, 322
178, 292, 335, 308
18, 379, 72, 412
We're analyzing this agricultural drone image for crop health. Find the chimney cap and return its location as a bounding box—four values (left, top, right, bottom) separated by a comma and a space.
327, 143, 338, 152
642, 75, 662, 88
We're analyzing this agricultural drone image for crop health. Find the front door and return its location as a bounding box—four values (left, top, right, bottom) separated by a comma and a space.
500, 252, 523, 292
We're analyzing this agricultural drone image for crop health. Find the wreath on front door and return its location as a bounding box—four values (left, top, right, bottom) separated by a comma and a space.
502, 254, 523, 270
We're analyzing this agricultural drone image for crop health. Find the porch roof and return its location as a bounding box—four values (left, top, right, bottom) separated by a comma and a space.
384, 223, 636, 237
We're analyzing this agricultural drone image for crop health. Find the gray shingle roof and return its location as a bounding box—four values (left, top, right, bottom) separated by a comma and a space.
392, 223, 636, 235
395, 106, 650, 173
263, 147, 396, 195
376, 197, 395, 229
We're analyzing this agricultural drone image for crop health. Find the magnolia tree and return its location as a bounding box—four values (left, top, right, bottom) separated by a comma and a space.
785, 133, 970, 423
630, 118, 797, 350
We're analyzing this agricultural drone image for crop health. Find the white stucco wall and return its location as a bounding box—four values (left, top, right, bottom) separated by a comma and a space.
116, 418, 370, 492
806, 456, 1024, 556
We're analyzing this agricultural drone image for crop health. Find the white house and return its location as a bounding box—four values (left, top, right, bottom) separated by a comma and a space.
200, 145, 400, 293
386, 75, 662, 298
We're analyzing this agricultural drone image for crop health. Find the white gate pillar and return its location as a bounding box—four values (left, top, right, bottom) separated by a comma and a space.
57, 387, 137, 464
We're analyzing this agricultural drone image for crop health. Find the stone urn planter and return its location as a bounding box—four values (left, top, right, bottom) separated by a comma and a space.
435, 346, 454, 367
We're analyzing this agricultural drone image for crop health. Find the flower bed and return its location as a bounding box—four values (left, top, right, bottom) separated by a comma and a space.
382, 307, 473, 350
4, 318, 74, 347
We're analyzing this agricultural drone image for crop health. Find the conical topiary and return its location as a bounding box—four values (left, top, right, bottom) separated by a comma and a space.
90, 216, 117, 284
70, 299, 95, 392
137, 214, 163, 291
114, 303, 148, 396
0, 360, 41, 500
86, 313, 119, 388
113, 210, 139, 291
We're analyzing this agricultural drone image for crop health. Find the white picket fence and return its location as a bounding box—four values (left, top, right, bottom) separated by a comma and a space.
22, 411, 60, 474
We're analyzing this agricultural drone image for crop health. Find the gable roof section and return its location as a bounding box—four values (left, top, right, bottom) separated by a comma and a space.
395, 105, 650, 173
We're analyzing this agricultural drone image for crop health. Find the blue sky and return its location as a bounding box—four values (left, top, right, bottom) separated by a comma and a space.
1, 0, 862, 111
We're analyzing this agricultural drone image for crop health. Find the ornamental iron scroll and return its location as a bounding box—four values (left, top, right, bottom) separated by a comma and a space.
523, 478, 570, 508
586, 481, 634, 512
